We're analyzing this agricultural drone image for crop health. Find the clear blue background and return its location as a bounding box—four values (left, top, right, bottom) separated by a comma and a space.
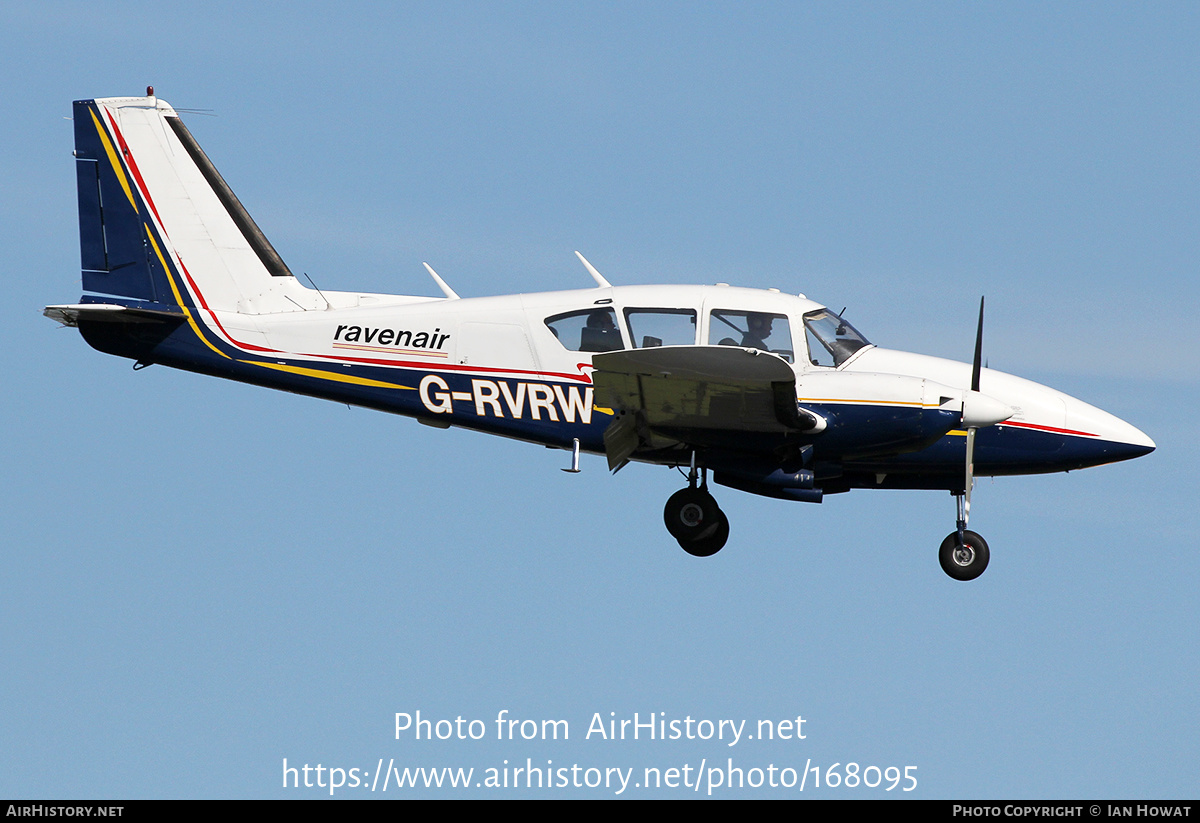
2, 2, 1196, 798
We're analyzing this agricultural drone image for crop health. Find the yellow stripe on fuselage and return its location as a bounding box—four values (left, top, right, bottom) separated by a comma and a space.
798, 397, 942, 408
250, 361, 415, 391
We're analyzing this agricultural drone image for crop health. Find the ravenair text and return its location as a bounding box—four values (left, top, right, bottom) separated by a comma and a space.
333, 324, 450, 351
419, 375, 595, 424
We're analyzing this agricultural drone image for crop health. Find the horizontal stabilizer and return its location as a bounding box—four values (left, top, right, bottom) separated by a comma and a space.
44, 303, 184, 327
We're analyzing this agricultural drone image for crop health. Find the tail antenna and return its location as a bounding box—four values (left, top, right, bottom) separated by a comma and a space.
303, 272, 334, 310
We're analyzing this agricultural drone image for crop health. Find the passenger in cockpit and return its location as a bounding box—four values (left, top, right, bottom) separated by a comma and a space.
580, 309, 620, 352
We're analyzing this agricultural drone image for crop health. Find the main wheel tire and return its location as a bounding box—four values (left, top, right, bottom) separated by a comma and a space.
679, 509, 730, 557
939, 530, 990, 581
663, 488, 721, 541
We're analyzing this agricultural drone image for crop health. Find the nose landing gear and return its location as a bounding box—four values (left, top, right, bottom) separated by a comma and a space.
938, 296, 994, 581
939, 526, 990, 581
940, 487, 990, 580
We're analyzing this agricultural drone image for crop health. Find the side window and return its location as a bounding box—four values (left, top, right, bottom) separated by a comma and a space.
624, 309, 697, 348
545, 308, 624, 353
708, 310, 794, 363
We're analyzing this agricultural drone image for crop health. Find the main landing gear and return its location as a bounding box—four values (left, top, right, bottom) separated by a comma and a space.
664, 460, 729, 557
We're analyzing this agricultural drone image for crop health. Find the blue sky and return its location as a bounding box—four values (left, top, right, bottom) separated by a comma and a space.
2, 2, 1197, 798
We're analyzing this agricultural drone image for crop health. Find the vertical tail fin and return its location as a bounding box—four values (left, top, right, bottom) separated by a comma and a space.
72, 94, 309, 314
74, 99, 160, 302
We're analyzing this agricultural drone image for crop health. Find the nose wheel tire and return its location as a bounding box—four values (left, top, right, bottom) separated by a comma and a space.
939, 530, 990, 581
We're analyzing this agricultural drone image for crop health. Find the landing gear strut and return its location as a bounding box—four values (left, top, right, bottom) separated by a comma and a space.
938, 297, 995, 581
664, 457, 729, 557
940, 490, 990, 580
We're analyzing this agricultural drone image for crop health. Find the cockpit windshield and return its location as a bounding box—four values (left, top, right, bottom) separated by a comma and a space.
802, 309, 871, 367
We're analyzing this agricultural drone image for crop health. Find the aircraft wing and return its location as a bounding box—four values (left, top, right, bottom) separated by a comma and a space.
591, 346, 816, 469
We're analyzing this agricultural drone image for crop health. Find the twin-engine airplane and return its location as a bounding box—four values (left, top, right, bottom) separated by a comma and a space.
47, 92, 1155, 580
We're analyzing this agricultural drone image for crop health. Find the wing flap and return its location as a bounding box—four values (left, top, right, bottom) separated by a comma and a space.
591, 346, 811, 444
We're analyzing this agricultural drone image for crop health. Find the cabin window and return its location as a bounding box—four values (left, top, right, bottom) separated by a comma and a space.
802, 309, 871, 367
545, 308, 624, 352
623, 309, 697, 348
708, 310, 794, 363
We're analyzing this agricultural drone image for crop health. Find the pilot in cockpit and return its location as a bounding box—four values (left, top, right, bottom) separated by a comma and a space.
740, 312, 774, 351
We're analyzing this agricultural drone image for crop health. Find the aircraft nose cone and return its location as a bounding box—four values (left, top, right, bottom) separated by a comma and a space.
1101, 421, 1156, 461
1114, 439, 1156, 461
1062, 395, 1155, 466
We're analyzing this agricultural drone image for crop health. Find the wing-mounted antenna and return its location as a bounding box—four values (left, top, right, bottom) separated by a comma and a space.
422, 262, 460, 300
575, 251, 612, 288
